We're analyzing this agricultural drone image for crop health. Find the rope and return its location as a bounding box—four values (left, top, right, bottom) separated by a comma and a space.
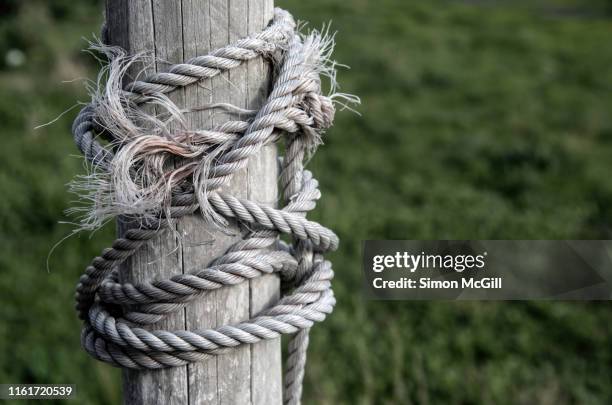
70, 8, 352, 405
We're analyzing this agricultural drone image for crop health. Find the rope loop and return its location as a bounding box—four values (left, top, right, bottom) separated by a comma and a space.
71, 8, 356, 405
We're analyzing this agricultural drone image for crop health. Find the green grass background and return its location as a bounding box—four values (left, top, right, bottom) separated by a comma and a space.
1, 0, 612, 403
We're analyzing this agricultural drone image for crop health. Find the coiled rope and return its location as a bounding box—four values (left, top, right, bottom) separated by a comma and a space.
71, 8, 353, 404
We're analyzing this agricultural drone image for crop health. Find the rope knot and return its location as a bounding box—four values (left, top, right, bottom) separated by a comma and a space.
304, 93, 335, 131
71, 8, 358, 405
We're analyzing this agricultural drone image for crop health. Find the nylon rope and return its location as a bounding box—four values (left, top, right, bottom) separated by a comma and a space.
70, 8, 353, 405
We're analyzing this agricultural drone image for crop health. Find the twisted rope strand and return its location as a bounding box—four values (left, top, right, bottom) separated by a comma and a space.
72, 8, 294, 168
70, 8, 356, 405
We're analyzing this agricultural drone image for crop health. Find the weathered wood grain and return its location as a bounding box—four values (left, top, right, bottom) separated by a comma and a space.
105, 0, 280, 403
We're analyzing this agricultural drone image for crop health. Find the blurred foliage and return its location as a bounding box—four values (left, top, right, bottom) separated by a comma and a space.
0, 0, 611, 404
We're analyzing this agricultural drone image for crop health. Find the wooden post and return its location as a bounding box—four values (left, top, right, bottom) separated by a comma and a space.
105, 0, 281, 404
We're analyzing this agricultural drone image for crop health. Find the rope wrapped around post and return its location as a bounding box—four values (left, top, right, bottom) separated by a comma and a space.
70, 8, 355, 404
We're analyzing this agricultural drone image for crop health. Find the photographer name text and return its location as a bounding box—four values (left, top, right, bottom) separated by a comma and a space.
370, 251, 502, 290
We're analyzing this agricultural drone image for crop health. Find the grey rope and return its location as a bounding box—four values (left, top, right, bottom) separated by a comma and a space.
71, 8, 346, 405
